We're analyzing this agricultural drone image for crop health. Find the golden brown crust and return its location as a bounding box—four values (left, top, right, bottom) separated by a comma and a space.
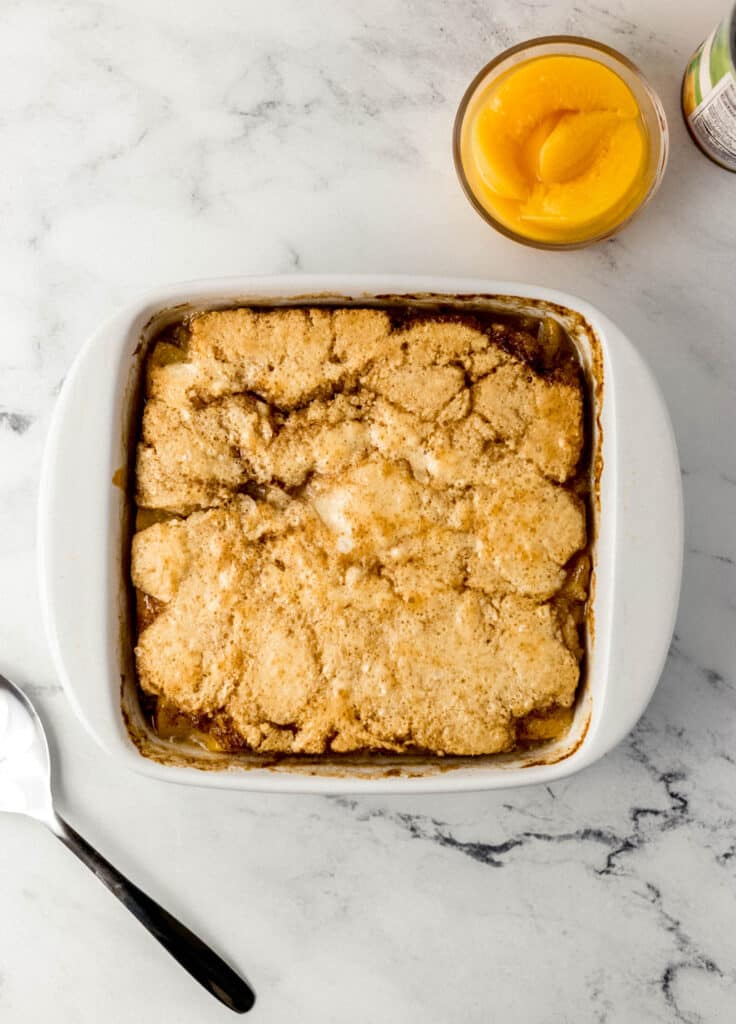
132, 307, 589, 756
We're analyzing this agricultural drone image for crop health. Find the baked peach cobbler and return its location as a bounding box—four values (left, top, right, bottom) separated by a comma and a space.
131, 305, 592, 757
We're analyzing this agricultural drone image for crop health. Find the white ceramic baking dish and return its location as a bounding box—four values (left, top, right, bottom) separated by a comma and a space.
38, 276, 682, 793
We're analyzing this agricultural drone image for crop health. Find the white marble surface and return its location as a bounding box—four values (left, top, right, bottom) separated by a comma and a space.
1, 0, 735, 1020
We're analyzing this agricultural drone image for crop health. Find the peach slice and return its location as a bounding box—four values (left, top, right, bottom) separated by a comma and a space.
520, 118, 646, 228
538, 110, 622, 184
521, 112, 565, 182
489, 56, 640, 140
471, 106, 529, 201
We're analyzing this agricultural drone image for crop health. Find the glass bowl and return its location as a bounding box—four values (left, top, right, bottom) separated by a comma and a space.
453, 36, 669, 250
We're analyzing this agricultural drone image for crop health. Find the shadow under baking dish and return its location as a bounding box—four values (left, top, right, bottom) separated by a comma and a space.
38, 276, 682, 793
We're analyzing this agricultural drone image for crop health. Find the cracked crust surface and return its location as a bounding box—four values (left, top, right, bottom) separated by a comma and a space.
132, 306, 590, 756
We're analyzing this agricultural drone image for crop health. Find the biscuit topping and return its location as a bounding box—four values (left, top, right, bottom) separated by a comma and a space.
132, 307, 589, 756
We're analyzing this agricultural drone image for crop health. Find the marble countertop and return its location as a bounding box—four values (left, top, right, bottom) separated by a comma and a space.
1, 0, 735, 1020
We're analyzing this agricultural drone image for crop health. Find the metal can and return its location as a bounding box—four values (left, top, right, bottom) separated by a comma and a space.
682, 5, 736, 170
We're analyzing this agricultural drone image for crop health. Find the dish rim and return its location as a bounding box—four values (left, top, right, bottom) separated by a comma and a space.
37, 275, 683, 793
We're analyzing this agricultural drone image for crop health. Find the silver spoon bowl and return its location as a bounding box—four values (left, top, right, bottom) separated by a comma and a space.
0, 672, 255, 1013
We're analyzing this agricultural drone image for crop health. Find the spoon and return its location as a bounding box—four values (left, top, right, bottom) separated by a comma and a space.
0, 672, 255, 1013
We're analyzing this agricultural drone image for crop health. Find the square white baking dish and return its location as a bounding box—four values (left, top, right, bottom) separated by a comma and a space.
38, 276, 682, 793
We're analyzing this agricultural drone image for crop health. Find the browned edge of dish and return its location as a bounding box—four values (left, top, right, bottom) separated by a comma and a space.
116, 291, 603, 779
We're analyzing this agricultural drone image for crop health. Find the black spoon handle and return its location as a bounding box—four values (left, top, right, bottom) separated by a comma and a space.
48, 811, 255, 1013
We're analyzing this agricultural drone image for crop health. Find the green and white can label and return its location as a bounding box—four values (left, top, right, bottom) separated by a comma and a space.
682, 6, 736, 170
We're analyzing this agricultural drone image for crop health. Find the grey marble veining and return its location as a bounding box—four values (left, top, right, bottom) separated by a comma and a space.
1, 1, 735, 1021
